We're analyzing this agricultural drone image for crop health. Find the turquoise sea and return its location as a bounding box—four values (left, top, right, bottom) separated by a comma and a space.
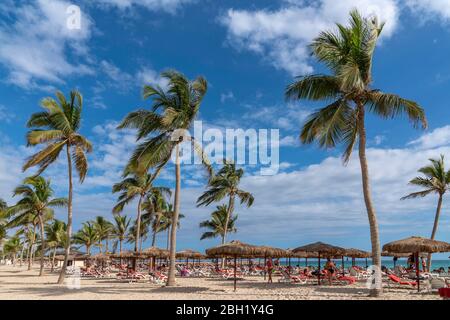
276, 259, 449, 271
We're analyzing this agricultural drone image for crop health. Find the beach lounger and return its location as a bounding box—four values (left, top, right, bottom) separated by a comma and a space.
387, 274, 417, 287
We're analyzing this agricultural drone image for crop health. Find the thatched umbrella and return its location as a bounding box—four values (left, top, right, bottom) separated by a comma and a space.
141, 247, 169, 270
293, 242, 346, 285
176, 249, 204, 268
344, 248, 371, 270
206, 240, 264, 291
383, 236, 450, 292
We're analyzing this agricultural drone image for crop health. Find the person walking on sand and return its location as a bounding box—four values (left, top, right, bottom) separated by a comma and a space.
267, 258, 273, 283
325, 258, 336, 285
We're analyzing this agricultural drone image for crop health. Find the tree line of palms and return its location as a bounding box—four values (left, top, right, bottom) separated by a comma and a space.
1, 10, 447, 298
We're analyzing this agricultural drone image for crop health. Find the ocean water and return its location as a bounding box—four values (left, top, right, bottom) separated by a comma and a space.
274, 259, 449, 271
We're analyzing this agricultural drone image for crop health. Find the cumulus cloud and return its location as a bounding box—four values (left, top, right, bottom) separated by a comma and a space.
93, 0, 194, 13
408, 125, 450, 149
221, 0, 399, 75
404, 0, 450, 22
0, 0, 93, 89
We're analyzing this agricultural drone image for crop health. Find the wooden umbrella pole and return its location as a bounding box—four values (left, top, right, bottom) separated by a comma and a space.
264, 255, 267, 280
234, 255, 237, 292
288, 257, 291, 277
415, 252, 420, 293
341, 256, 345, 276
318, 253, 321, 285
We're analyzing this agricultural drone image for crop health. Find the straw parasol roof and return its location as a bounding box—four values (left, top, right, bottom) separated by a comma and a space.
382, 236, 450, 253
206, 240, 265, 257
381, 251, 426, 258
292, 242, 346, 256
141, 247, 169, 258
90, 253, 111, 260
255, 246, 290, 258
110, 250, 137, 259
344, 248, 371, 258
176, 249, 204, 259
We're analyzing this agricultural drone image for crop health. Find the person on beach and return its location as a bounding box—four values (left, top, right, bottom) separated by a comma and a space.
325, 258, 336, 285
267, 258, 273, 283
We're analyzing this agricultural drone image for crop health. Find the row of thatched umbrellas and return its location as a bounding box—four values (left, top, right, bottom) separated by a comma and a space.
206, 237, 450, 291
63, 236, 450, 292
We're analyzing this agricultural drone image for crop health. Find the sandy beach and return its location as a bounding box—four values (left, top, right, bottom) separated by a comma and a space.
0, 265, 441, 300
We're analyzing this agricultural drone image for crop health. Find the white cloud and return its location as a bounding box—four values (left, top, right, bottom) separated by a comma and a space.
221, 0, 399, 75
404, 0, 450, 22
0, 0, 93, 89
220, 91, 235, 104
93, 0, 194, 13
242, 104, 310, 131
0, 105, 15, 123
136, 67, 169, 88
408, 125, 450, 149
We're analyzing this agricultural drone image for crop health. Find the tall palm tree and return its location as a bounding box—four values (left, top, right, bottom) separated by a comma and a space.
45, 219, 67, 272
24, 90, 92, 284
3, 236, 22, 265
112, 215, 131, 255
93, 216, 113, 253
285, 10, 426, 296
401, 155, 450, 270
126, 218, 150, 252
73, 222, 98, 255
141, 188, 172, 247
197, 160, 254, 246
7, 177, 67, 275
119, 70, 209, 286
0, 199, 7, 248
112, 173, 170, 261
200, 205, 237, 242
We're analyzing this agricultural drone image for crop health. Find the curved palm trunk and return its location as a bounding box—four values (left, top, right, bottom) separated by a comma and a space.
51, 247, 57, 272
167, 144, 181, 286
427, 193, 443, 271
133, 195, 144, 271
28, 225, 36, 271
152, 230, 157, 247
38, 214, 46, 276
357, 104, 382, 297
220, 195, 235, 268
57, 145, 73, 284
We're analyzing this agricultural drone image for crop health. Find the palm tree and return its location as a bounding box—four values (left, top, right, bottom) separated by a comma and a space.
45, 219, 67, 272
7, 177, 67, 275
93, 216, 113, 253
73, 222, 98, 255
112, 173, 170, 265
401, 155, 450, 270
24, 90, 92, 284
3, 236, 22, 265
141, 188, 172, 247
285, 10, 426, 296
112, 215, 131, 256
200, 205, 237, 242
197, 160, 254, 246
119, 70, 209, 285
126, 218, 150, 252
0, 199, 7, 248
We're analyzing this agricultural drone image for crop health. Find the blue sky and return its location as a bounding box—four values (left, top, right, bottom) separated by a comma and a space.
1, 0, 450, 258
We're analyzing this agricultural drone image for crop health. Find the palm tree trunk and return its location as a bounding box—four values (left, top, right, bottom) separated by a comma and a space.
133, 195, 144, 271
220, 195, 235, 268
119, 239, 123, 265
427, 193, 443, 271
152, 230, 157, 247
28, 225, 36, 271
167, 144, 181, 286
51, 247, 56, 272
166, 229, 170, 250
357, 104, 382, 297
57, 145, 73, 284
87, 245, 91, 255
38, 214, 46, 276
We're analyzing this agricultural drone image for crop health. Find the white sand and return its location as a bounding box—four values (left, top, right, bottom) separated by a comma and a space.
0, 265, 441, 300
